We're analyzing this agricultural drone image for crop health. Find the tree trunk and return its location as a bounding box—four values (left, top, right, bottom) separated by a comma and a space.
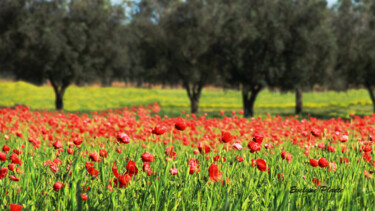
295, 88, 303, 114
242, 85, 261, 117
50, 78, 67, 110
55, 91, 64, 110
136, 78, 144, 88
183, 81, 203, 114
190, 97, 199, 114
366, 85, 375, 113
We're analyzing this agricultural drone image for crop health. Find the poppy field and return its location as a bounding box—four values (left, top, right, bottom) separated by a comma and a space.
1, 105, 375, 210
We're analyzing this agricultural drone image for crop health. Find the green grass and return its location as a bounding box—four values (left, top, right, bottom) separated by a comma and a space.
0, 81, 373, 118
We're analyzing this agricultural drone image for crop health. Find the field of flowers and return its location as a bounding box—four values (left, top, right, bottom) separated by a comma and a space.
0, 104, 375, 210
0, 81, 374, 118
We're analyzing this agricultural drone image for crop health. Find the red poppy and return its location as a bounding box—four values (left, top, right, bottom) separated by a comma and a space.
208, 163, 222, 182
281, 151, 287, 160
99, 149, 108, 158
286, 153, 293, 162
9, 154, 20, 165
309, 159, 319, 167
253, 133, 264, 144
235, 155, 244, 163
189, 158, 200, 174
73, 138, 83, 146
10, 204, 23, 211
89, 152, 101, 162
141, 152, 155, 162
152, 125, 167, 135
116, 133, 130, 144
114, 174, 132, 188
143, 162, 152, 176
8, 163, 15, 171
87, 167, 99, 176
0, 167, 7, 179
175, 118, 187, 131
221, 131, 233, 143
170, 168, 178, 175
318, 157, 329, 168
256, 159, 267, 171
198, 142, 211, 154
0, 151, 6, 161
126, 160, 138, 177
80, 194, 88, 201
67, 148, 74, 155
248, 141, 261, 153
53, 140, 63, 149
2, 145, 10, 153
312, 178, 321, 186
53, 182, 64, 191
328, 146, 335, 153
9, 175, 19, 182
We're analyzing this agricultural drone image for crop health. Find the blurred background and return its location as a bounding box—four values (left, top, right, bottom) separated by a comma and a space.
0, 0, 374, 118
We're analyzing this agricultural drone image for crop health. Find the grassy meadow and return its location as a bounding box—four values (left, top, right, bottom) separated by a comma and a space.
0, 81, 373, 118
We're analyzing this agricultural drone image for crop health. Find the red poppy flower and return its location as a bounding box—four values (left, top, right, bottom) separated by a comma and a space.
189, 158, 200, 174
53, 182, 65, 191
87, 167, 99, 176
253, 133, 264, 144
309, 159, 318, 167
10, 204, 23, 211
141, 152, 155, 162
328, 146, 335, 153
248, 141, 261, 153
2, 145, 10, 153
0, 151, 6, 161
89, 152, 101, 162
208, 163, 222, 182
198, 142, 211, 154
312, 178, 321, 186
126, 160, 138, 177
114, 174, 132, 188
80, 194, 88, 201
175, 118, 187, 131
9, 175, 19, 182
221, 131, 233, 143
235, 155, 244, 163
53, 140, 63, 149
152, 125, 167, 135
170, 168, 178, 175
8, 163, 15, 171
233, 143, 242, 150
281, 151, 287, 160
142, 162, 152, 176
286, 153, 293, 162
0, 167, 7, 179
318, 157, 329, 168
116, 133, 130, 144
9, 154, 20, 164
73, 138, 83, 146
256, 159, 267, 171
339, 135, 348, 143
99, 149, 108, 158
67, 148, 74, 155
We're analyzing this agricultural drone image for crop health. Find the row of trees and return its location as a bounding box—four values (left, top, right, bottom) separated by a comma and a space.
0, 0, 374, 117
